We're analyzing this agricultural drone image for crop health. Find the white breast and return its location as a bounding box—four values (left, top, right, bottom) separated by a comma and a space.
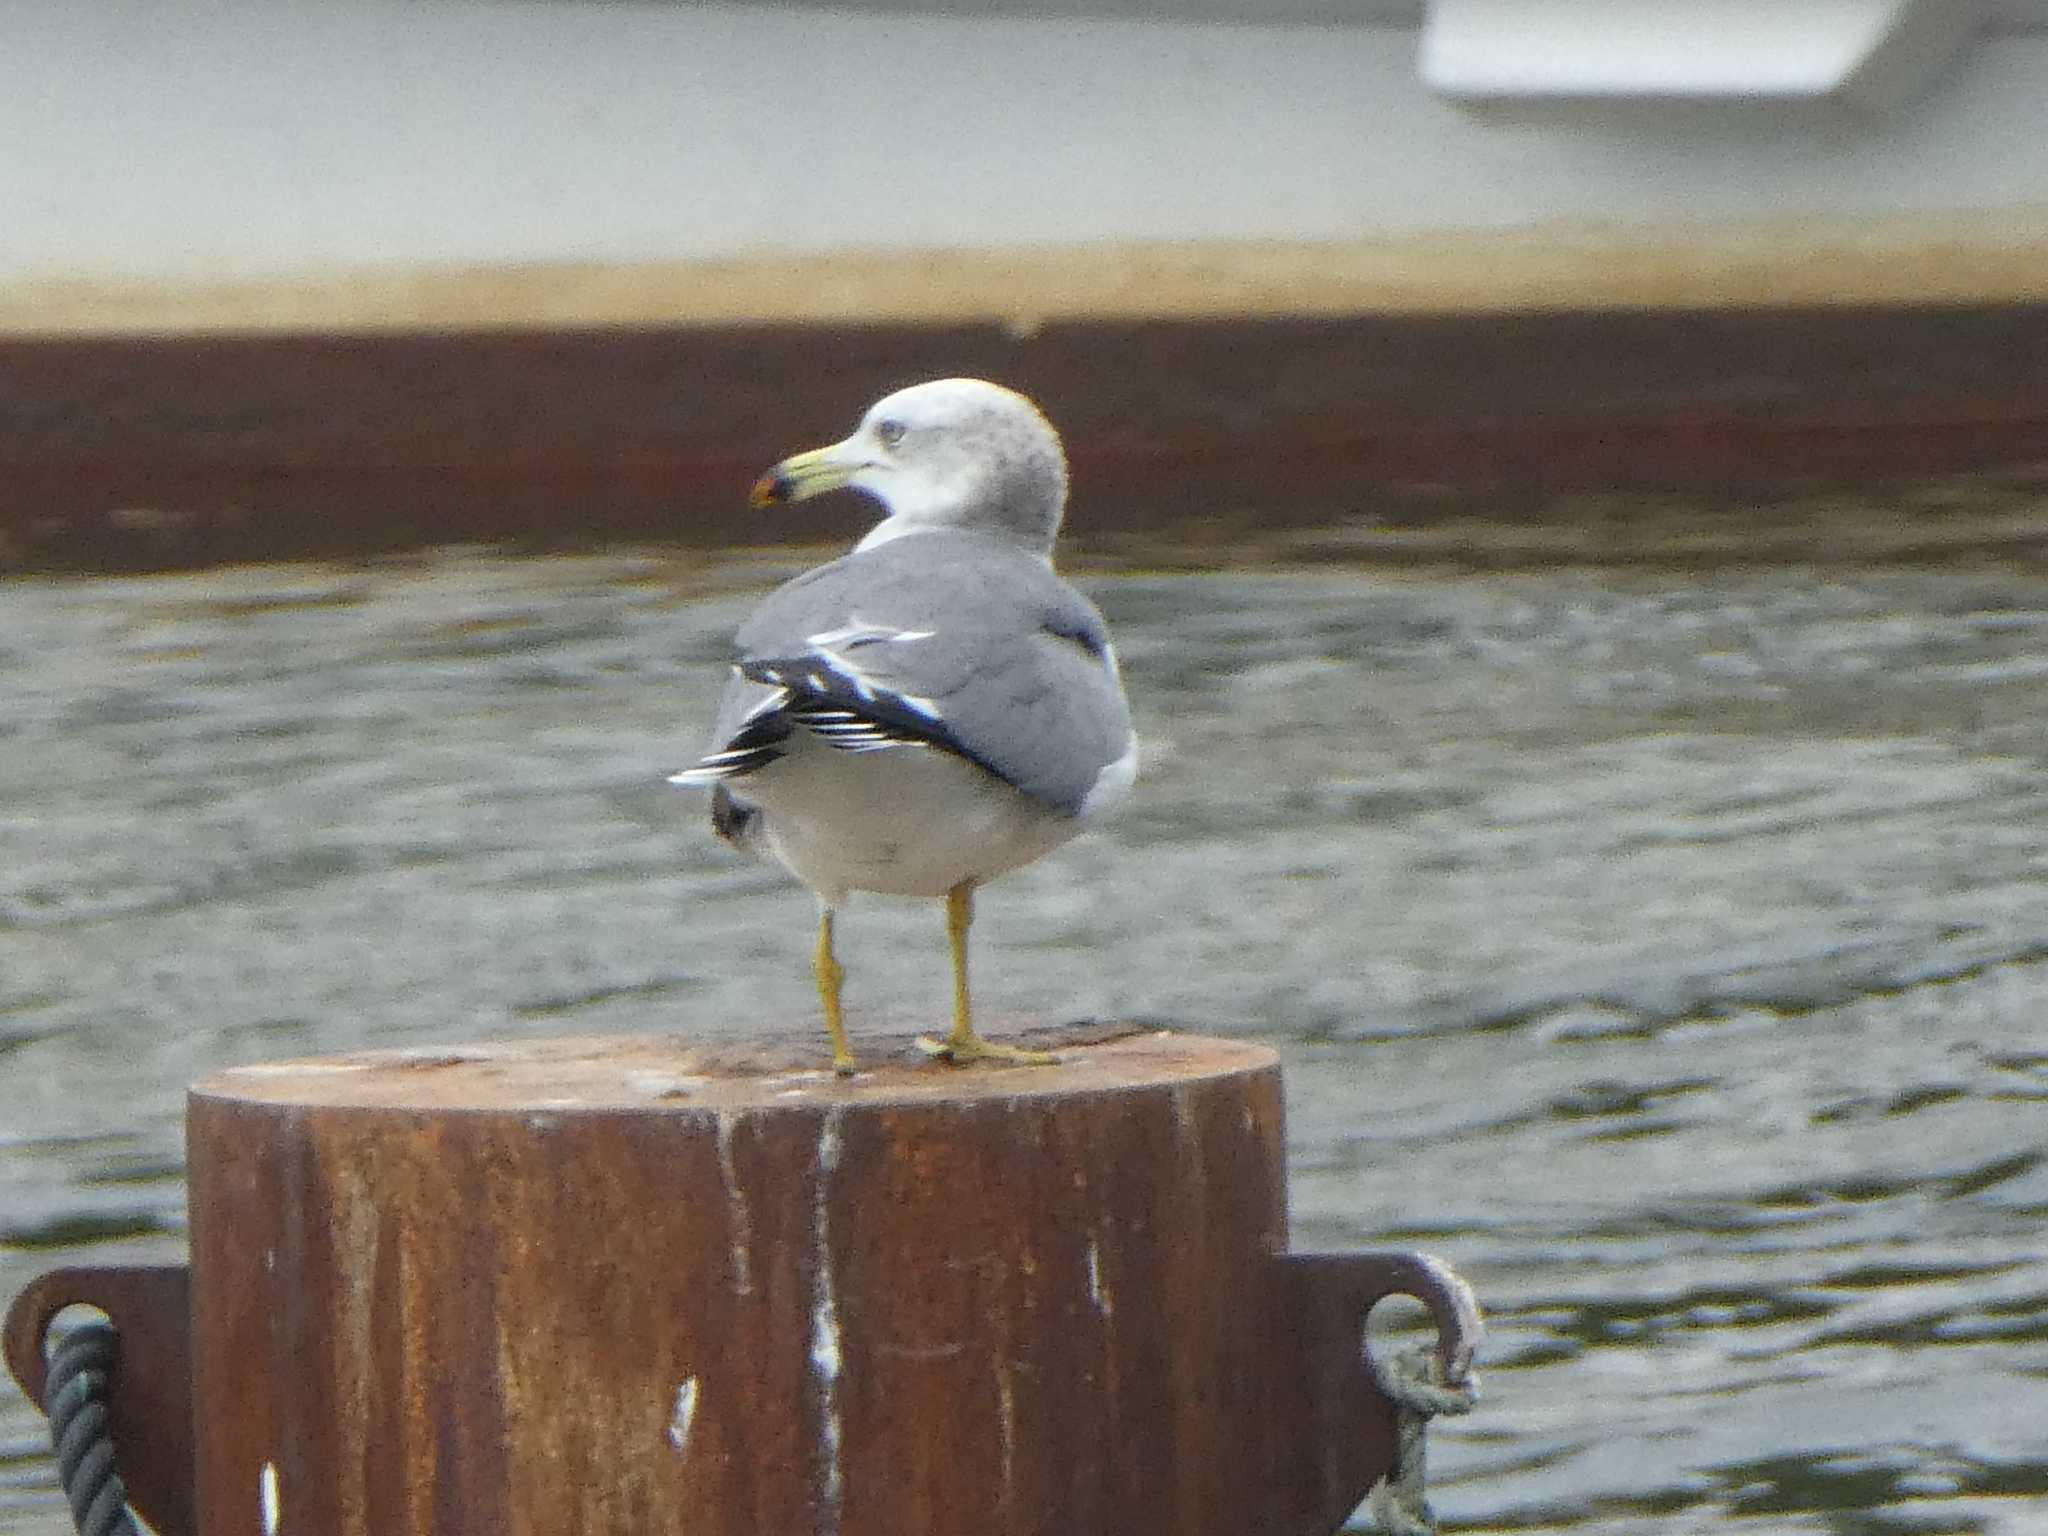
743, 733, 1081, 906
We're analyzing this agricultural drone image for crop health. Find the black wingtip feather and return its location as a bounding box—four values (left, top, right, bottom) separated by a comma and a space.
737, 652, 986, 764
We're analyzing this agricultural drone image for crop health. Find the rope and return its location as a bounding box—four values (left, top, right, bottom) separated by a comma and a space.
1359, 1341, 1480, 1536
42, 1322, 141, 1536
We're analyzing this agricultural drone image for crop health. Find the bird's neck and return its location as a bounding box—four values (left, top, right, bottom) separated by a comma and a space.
854, 516, 1058, 566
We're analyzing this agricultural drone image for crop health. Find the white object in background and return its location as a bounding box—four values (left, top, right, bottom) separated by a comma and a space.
1422, 0, 1984, 110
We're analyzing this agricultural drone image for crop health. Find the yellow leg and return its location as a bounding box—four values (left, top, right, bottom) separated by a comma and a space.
916, 883, 1058, 1067
814, 906, 857, 1076
947, 881, 974, 1047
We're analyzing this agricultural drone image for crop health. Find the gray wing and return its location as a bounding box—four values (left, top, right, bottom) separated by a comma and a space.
679, 531, 1132, 816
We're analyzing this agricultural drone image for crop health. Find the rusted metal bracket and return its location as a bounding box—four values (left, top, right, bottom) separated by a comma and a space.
1274, 1251, 1483, 1535
4, 1264, 195, 1536
4, 1250, 1477, 1536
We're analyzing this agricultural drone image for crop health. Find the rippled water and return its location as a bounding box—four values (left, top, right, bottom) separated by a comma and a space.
3, 547, 2047, 1534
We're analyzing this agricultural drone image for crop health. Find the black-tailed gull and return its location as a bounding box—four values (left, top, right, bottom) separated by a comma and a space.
670, 378, 1137, 1075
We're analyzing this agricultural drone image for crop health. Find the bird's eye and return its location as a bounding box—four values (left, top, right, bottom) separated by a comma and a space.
875, 419, 906, 448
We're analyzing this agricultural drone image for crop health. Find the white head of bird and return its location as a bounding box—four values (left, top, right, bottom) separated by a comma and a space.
750, 377, 1069, 556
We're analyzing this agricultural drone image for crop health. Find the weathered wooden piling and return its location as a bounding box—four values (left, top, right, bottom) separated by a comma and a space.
8, 1029, 1479, 1536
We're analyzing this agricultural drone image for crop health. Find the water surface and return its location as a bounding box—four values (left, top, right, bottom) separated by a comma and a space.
3, 549, 2046, 1533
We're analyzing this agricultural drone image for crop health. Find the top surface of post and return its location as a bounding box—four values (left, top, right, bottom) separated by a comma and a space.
192, 1028, 1276, 1113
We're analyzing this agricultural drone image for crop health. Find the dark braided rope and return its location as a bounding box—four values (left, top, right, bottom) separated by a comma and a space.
42, 1323, 140, 1536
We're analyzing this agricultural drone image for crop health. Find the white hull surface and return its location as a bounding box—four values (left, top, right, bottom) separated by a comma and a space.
3, 1, 2047, 332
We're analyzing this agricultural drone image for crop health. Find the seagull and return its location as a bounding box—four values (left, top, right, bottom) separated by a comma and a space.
670, 379, 1137, 1075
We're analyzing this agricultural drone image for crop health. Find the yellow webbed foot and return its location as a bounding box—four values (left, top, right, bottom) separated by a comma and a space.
914, 1031, 1059, 1068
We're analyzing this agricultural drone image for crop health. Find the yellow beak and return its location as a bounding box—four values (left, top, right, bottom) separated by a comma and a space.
750, 443, 860, 508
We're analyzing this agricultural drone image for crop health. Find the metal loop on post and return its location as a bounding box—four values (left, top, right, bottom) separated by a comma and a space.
43, 1322, 141, 1536
1360, 1339, 1480, 1536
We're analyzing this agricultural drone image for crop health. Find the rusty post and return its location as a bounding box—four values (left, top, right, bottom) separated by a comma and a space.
8, 1029, 1479, 1536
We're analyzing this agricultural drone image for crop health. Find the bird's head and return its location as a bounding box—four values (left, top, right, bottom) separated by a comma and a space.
750, 378, 1069, 554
